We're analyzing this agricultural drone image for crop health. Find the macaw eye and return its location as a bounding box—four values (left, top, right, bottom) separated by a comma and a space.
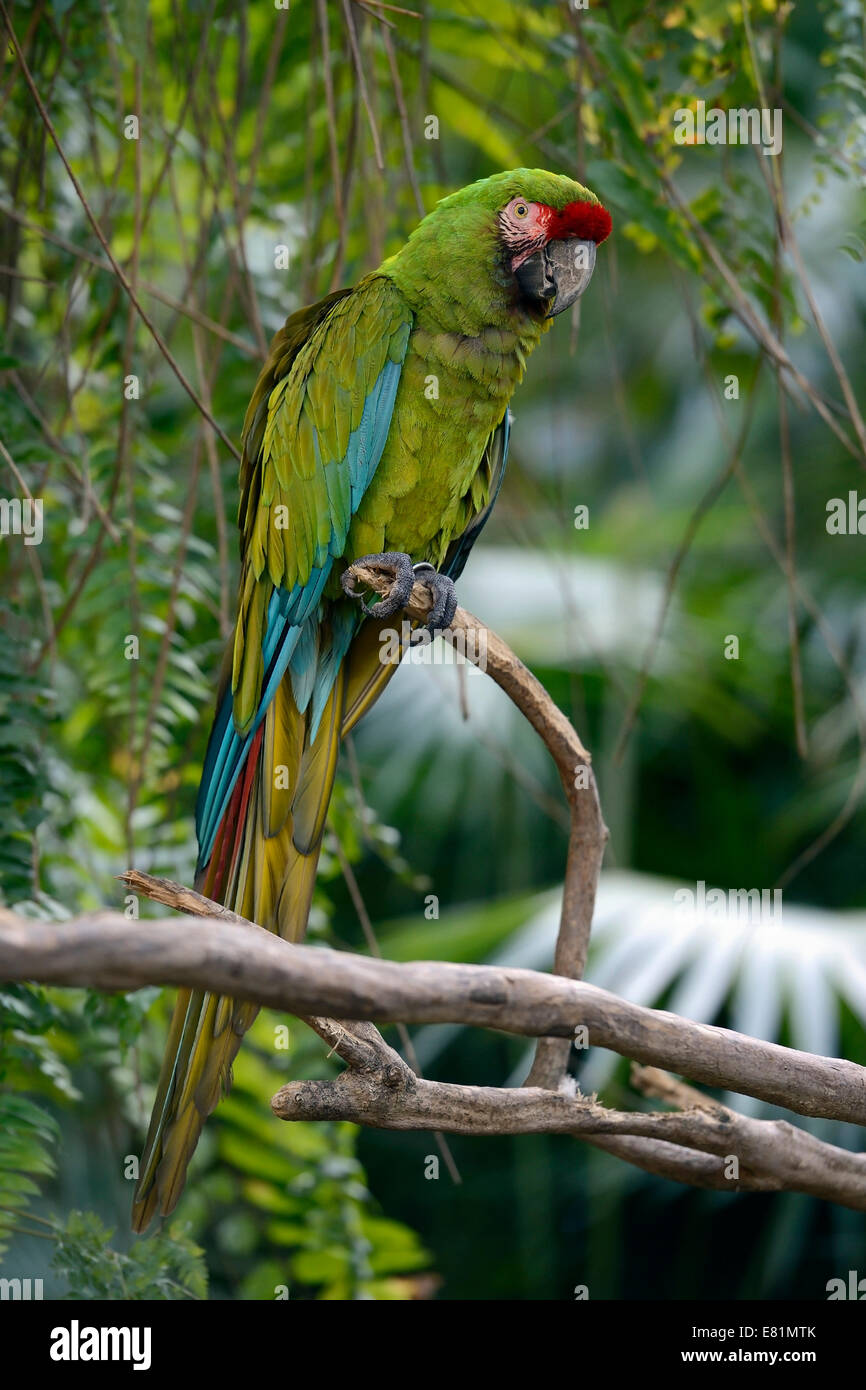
514, 202, 529, 218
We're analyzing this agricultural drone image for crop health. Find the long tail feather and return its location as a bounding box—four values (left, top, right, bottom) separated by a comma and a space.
132, 616, 407, 1232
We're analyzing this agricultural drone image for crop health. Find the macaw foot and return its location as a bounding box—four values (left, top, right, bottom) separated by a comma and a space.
342, 551, 415, 618
341, 552, 458, 634
411, 562, 458, 632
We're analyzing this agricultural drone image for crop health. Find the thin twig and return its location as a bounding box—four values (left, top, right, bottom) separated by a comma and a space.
0, 1, 239, 460
341, 0, 385, 172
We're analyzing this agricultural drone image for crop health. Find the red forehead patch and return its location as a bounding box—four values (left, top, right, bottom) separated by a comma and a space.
543, 200, 612, 245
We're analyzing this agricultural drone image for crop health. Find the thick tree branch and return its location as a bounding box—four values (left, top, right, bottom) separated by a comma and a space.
2, 905, 865, 1129
117, 874, 863, 1206
4, 602, 862, 1209
341, 568, 609, 1089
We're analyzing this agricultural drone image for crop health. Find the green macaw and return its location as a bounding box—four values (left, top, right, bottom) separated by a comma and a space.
132, 167, 611, 1231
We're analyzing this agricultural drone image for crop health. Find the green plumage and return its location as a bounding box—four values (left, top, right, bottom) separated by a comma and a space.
232, 168, 603, 732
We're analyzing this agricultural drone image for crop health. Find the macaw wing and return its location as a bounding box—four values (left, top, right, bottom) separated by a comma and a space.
442, 409, 511, 581
196, 276, 412, 867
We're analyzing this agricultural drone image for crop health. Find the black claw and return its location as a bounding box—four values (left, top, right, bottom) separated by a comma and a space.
342, 552, 459, 634
341, 551, 415, 618
413, 562, 458, 634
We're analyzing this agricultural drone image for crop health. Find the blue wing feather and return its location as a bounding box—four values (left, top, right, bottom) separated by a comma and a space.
195, 354, 407, 868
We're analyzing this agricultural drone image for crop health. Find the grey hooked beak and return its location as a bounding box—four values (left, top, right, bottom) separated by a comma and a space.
515, 237, 597, 317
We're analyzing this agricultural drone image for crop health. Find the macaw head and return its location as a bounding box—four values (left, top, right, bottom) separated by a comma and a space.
494, 174, 612, 317
381, 168, 611, 331
386, 168, 610, 324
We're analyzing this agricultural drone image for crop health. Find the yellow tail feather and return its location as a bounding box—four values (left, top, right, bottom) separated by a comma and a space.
132, 622, 405, 1232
